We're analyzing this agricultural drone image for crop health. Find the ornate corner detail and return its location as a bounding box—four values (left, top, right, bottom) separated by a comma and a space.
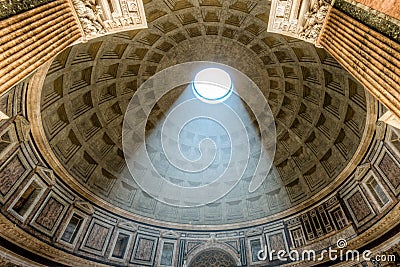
70, 0, 147, 41
298, 0, 329, 44
0, 111, 9, 121
118, 221, 138, 231
375, 121, 387, 141
268, 0, 330, 46
161, 230, 179, 238
14, 115, 30, 142
206, 233, 218, 244
379, 110, 400, 129
245, 226, 263, 237
354, 162, 371, 181
73, 200, 95, 214
35, 166, 56, 185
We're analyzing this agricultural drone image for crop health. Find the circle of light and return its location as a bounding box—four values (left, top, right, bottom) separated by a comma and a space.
122, 61, 276, 207
192, 68, 233, 103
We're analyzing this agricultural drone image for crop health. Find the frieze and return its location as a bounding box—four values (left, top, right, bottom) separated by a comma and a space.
298, 0, 329, 43
268, 0, 330, 46
70, 0, 147, 41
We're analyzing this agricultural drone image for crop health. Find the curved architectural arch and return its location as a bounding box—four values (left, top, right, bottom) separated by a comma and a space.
186, 245, 240, 267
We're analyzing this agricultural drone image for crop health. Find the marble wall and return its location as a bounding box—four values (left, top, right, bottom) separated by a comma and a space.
353, 0, 400, 21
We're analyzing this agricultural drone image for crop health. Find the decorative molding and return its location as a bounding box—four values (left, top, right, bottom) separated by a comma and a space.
130, 233, 158, 265
14, 116, 30, 142
0, 245, 45, 267
245, 227, 263, 237
185, 243, 241, 267
7, 175, 47, 223
361, 170, 393, 213
376, 121, 387, 141
29, 191, 69, 236
74, 200, 95, 214
69, 0, 147, 41
0, 213, 110, 266
161, 229, 179, 239
80, 218, 114, 256
108, 228, 134, 262
158, 239, 177, 267
0, 149, 32, 204
379, 110, 400, 129
0, 111, 9, 121
35, 166, 56, 186
354, 162, 371, 181
118, 220, 138, 231
374, 147, 400, 195
268, 0, 330, 46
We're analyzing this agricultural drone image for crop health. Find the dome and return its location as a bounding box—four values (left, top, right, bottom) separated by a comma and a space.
37, 0, 368, 227
1, 0, 400, 265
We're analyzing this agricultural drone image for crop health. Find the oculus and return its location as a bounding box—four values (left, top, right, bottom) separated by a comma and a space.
192, 68, 233, 103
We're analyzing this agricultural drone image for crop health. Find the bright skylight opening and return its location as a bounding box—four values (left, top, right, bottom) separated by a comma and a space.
192, 68, 233, 103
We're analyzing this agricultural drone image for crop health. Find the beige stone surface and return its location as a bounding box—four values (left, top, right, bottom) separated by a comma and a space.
319, 7, 400, 119
355, 0, 400, 20
0, 0, 82, 95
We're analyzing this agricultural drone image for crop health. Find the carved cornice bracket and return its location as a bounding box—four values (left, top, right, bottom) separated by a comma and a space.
68, 0, 147, 41
268, 0, 330, 46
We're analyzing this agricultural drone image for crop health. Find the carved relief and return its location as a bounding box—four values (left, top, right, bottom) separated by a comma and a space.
298, 0, 329, 43
72, 0, 106, 36
268, 0, 330, 45
71, 0, 147, 40
0, 252, 29, 267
